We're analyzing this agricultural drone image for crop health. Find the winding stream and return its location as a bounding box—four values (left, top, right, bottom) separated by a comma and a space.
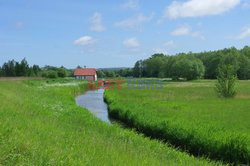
75, 89, 111, 124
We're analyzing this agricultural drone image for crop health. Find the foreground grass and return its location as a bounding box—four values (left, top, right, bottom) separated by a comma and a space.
0, 79, 217, 165
104, 80, 250, 165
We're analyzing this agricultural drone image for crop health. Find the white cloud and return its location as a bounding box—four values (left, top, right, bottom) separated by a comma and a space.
121, 0, 139, 10
164, 0, 240, 19
171, 25, 205, 40
74, 36, 96, 46
171, 26, 191, 36
114, 13, 153, 30
123, 37, 140, 50
237, 26, 250, 39
90, 12, 106, 32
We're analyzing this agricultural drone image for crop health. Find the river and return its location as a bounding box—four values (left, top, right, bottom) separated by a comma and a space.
75, 89, 111, 124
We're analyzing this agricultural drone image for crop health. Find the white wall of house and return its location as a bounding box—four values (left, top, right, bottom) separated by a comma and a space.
75, 75, 97, 81
75, 76, 86, 80
94, 74, 97, 81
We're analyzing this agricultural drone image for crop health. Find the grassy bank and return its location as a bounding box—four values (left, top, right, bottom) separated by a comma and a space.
0, 79, 218, 165
104, 80, 250, 165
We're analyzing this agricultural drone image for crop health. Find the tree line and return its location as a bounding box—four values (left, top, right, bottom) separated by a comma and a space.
132, 46, 250, 80
0, 58, 71, 78
1, 46, 250, 80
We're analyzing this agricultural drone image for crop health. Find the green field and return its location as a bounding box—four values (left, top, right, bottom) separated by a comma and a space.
0, 79, 219, 165
105, 80, 250, 164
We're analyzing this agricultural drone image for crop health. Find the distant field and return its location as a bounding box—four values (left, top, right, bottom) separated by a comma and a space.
105, 80, 250, 164
0, 79, 218, 165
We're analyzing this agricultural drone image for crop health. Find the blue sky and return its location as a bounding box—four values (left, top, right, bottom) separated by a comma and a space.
0, 0, 250, 68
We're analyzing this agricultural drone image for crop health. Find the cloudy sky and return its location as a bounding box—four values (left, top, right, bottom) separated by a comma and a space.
0, 0, 250, 68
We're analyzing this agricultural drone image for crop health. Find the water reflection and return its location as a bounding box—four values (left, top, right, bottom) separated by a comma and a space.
75, 89, 111, 124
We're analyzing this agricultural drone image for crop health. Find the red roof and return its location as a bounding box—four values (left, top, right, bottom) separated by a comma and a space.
74, 68, 97, 76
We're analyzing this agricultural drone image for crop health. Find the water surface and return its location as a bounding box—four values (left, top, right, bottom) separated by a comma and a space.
76, 89, 111, 124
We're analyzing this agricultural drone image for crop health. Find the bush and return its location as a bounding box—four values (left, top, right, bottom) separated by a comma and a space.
47, 71, 58, 78
57, 68, 67, 78
216, 65, 237, 98
41, 72, 48, 78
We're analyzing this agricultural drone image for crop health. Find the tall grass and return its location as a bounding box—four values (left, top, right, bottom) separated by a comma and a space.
104, 80, 250, 165
0, 79, 218, 165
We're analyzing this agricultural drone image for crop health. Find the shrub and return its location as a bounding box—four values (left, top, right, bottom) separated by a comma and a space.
57, 68, 67, 78
47, 71, 58, 78
216, 65, 237, 98
41, 72, 48, 78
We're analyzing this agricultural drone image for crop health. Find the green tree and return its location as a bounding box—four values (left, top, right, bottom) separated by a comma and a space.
237, 55, 250, 79
172, 56, 205, 80
143, 54, 167, 77
97, 70, 105, 78
202, 53, 223, 79
2, 60, 16, 76
57, 67, 67, 78
133, 60, 143, 77
47, 71, 58, 78
241, 46, 250, 59
0, 67, 2, 76
32, 65, 41, 76
19, 58, 29, 76
216, 65, 237, 98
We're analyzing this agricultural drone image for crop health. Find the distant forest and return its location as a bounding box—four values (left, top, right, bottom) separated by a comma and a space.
0, 58, 71, 78
1, 46, 250, 80
131, 46, 250, 80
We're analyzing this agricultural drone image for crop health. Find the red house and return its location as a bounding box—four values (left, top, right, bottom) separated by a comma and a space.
74, 68, 97, 81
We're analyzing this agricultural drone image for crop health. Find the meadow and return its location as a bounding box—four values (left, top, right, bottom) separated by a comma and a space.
0, 79, 219, 165
104, 80, 250, 165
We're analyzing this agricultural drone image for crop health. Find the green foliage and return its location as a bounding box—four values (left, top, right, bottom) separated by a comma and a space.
57, 67, 67, 78
133, 60, 143, 77
41, 66, 72, 78
97, 68, 133, 78
143, 54, 167, 77
19, 58, 29, 76
0, 59, 73, 79
0, 80, 218, 165
133, 54, 204, 80
105, 80, 250, 164
47, 71, 58, 78
32, 65, 40, 76
103, 71, 116, 78
97, 70, 105, 78
196, 47, 250, 79
0, 58, 39, 77
1, 60, 16, 76
118, 68, 133, 77
237, 55, 250, 79
131, 46, 250, 80
172, 56, 205, 80
216, 65, 237, 98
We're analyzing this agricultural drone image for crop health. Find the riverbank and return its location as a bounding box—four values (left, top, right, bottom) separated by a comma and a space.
0, 79, 219, 165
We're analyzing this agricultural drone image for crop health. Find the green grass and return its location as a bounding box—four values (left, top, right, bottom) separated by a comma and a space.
104, 80, 250, 164
0, 79, 218, 165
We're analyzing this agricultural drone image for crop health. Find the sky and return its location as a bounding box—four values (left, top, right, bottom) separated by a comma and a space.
0, 0, 250, 68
